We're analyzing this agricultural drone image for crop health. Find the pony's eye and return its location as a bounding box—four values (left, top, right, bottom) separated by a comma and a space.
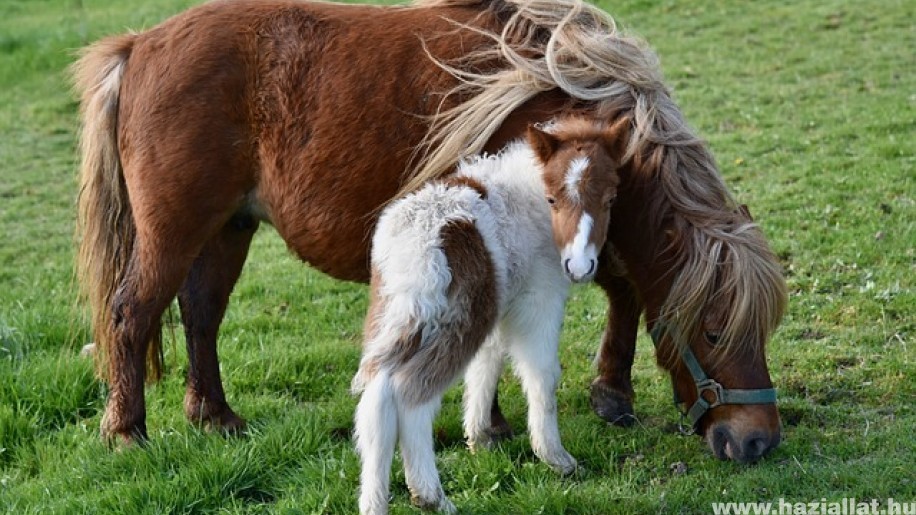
704, 331, 721, 346
546, 196, 557, 206
607, 195, 617, 207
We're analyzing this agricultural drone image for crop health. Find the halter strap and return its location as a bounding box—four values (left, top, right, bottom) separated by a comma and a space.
650, 318, 777, 428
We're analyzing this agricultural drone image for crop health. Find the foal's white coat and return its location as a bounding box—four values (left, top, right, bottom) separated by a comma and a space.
353, 142, 575, 515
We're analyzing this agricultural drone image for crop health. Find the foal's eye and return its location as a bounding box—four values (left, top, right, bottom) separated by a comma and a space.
704, 331, 721, 346
546, 196, 557, 207
607, 195, 617, 207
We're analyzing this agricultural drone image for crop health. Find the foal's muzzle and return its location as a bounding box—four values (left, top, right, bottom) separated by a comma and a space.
564, 257, 596, 282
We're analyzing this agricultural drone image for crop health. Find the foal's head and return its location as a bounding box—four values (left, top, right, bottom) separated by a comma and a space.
527, 118, 626, 283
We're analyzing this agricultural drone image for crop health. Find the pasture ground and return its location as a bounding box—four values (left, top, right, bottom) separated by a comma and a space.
0, 0, 913, 512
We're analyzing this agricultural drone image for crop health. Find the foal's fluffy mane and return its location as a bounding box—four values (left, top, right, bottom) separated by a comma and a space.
407, 0, 786, 358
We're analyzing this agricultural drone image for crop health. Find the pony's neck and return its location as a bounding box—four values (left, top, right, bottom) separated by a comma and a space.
606, 169, 678, 321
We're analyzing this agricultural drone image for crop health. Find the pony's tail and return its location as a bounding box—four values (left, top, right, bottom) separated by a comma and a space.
72, 33, 162, 382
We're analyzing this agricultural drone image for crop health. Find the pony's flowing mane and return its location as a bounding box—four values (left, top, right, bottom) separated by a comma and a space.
407, 0, 787, 357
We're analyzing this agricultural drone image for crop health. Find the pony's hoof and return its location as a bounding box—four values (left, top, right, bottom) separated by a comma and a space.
208, 411, 248, 435
589, 380, 636, 427
184, 394, 248, 435
411, 492, 456, 513
102, 431, 143, 450
100, 421, 148, 450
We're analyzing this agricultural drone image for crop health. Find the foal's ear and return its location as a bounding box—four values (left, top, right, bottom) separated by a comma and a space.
739, 203, 754, 221
602, 116, 631, 158
527, 124, 561, 164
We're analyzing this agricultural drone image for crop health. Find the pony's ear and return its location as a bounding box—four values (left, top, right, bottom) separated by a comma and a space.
602, 116, 631, 159
527, 124, 560, 164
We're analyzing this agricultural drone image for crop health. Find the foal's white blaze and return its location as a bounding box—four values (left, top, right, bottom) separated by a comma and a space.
564, 157, 590, 203
563, 213, 598, 282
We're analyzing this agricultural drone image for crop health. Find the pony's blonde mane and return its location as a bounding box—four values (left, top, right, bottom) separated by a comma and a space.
404, 0, 659, 194
407, 0, 786, 357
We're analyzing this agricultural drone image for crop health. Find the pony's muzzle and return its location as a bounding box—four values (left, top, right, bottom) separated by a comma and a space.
708, 424, 780, 463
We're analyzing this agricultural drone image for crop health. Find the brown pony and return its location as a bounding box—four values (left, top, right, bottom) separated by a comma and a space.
72, 0, 787, 463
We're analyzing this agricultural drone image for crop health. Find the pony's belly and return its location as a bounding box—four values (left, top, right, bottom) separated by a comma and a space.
251, 186, 379, 283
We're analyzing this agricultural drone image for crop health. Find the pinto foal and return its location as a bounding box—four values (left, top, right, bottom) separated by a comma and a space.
351, 118, 625, 514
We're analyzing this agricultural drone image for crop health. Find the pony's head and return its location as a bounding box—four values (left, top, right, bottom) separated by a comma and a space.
601, 102, 788, 462
527, 117, 625, 283
649, 202, 787, 463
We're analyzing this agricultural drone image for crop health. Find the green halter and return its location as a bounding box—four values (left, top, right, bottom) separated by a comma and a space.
649, 318, 777, 429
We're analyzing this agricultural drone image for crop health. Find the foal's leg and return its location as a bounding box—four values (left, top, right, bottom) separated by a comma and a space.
177, 214, 257, 433
355, 370, 398, 515
462, 331, 507, 451
590, 273, 642, 426
504, 286, 576, 474
397, 395, 455, 514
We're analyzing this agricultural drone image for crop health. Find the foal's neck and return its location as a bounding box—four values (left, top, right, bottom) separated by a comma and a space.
454, 141, 546, 203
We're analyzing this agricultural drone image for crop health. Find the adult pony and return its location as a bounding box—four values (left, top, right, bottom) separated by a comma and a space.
73, 0, 787, 463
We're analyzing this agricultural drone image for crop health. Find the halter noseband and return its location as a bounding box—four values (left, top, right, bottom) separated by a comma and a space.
649, 318, 777, 430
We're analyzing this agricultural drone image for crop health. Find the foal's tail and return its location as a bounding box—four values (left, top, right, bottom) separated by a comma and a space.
353, 208, 501, 407
72, 33, 162, 381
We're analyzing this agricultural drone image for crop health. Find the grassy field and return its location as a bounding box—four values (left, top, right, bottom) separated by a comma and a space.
0, 0, 913, 512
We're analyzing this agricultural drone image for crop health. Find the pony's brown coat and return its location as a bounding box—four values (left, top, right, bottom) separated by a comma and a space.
73, 0, 785, 455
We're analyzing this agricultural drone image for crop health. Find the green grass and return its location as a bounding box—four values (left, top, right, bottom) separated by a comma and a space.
1, 0, 913, 512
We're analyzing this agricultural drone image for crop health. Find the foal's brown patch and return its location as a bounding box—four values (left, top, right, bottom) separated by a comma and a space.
394, 219, 499, 406
442, 176, 489, 199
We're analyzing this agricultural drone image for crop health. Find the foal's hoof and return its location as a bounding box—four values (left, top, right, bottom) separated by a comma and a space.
542, 449, 578, 476
411, 492, 456, 514
487, 413, 514, 442
468, 417, 515, 453
589, 380, 636, 427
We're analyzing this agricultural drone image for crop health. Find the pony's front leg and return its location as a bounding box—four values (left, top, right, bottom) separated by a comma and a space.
504, 287, 576, 475
398, 396, 456, 514
590, 272, 642, 426
354, 370, 398, 515
462, 332, 507, 451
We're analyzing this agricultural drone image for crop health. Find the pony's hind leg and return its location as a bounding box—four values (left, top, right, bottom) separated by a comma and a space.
177, 213, 258, 433
102, 237, 201, 443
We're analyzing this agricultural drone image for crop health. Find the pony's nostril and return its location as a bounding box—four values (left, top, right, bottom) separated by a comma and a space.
741, 434, 771, 461
587, 259, 596, 276
564, 259, 572, 274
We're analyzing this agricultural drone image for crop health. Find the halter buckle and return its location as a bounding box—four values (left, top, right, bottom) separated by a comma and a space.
696, 379, 724, 409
